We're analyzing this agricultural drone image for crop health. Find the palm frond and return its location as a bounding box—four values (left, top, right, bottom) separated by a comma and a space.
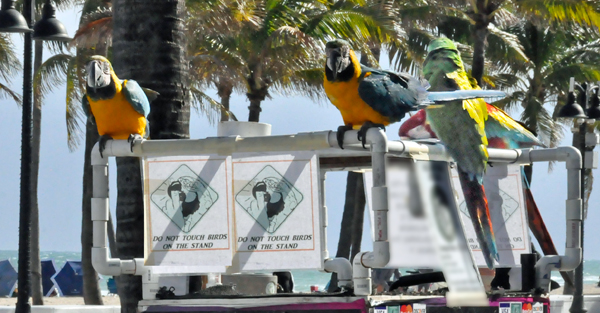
516, 0, 600, 29
487, 23, 529, 69
70, 7, 113, 49
189, 86, 233, 124
0, 34, 21, 81
0, 82, 22, 105
65, 55, 84, 151
34, 53, 71, 100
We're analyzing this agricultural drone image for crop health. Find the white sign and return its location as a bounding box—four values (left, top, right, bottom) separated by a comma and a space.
231, 152, 321, 271
364, 158, 438, 268
451, 164, 530, 267
143, 155, 233, 268
365, 159, 530, 269
414, 160, 486, 295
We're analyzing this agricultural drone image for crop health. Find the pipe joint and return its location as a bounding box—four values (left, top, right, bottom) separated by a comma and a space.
562, 248, 582, 271
366, 128, 388, 153
352, 252, 372, 296
558, 146, 582, 169
91, 247, 122, 276
324, 258, 353, 288
91, 142, 108, 166
371, 187, 389, 212
566, 199, 583, 220
91, 198, 109, 221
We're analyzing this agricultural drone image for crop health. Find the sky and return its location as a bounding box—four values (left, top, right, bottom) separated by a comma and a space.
0, 5, 599, 261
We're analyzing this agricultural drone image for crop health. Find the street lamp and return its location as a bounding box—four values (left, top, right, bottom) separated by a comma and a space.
558, 77, 600, 313
0, 0, 70, 312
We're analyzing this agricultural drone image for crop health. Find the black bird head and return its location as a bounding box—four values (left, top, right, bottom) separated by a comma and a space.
325, 39, 352, 81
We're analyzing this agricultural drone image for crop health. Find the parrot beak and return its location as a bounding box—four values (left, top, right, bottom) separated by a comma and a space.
326, 47, 350, 81
86, 60, 110, 92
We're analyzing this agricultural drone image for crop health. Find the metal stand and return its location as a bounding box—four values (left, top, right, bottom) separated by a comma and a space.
570, 121, 587, 313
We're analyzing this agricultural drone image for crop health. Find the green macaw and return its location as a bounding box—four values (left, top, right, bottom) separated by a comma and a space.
423, 38, 499, 269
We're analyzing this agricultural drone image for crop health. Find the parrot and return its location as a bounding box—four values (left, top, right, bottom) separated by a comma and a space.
83, 55, 158, 157
421, 37, 500, 268
323, 39, 507, 149
400, 105, 572, 284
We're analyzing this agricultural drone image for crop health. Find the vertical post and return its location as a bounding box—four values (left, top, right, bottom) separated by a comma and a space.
320, 170, 328, 260
16, 0, 33, 311
570, 119, 587, 313
570, 83, 589, 313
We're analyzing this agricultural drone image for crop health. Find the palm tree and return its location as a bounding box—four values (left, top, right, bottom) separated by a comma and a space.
19, 0, 77, 304
0, 35, 22, 104
112, 0, 189, 310
482, 21, 600, 293
34, 0, 114, 303
189, 0, 404, 122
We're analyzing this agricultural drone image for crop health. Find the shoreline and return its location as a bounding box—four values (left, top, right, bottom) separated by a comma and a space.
0, 296, 120, 306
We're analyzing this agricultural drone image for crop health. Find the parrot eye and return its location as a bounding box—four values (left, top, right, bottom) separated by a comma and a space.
102, 63, 110, 74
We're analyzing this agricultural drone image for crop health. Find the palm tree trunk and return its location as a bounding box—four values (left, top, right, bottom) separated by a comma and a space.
350, 173, 366, 261
217, 81, 233, 122
113, 0, 189, 311
81, 116, 104, 305
471, 22, 487, 87
30, 39, 44, 306
246, 74, 268, 122
78, 0, 111, 304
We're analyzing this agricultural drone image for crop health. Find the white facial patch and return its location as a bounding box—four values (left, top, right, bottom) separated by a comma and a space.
326, 46, 351, 73
86, 61, 111, 88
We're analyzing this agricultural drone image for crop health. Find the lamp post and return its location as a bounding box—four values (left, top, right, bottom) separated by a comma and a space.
0, 0, 70, 312
558, 77, 600, 313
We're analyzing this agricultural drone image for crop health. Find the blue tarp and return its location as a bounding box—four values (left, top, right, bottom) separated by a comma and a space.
107, 277, 118, 294
41, 259, 58, 296
51, 261, 83, 296
0, 259, 17, 297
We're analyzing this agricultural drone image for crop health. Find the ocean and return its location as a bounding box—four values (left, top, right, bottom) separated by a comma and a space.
1, 250, 598, 292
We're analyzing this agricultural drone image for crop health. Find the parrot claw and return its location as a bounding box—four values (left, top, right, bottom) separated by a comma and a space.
357, 121, 386, 149
98, 135, 113, 158
336, 124, 353, 149
127, 134, 143, 153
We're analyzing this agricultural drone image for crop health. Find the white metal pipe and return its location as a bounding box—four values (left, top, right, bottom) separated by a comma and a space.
529, 146, 583, 292
104, 132, 333, 157
92, 222, 107, 248
323, 258, 353, 288
90, 130, 583, 291
319, 171, 329, 260
359, 129, 391, 271
352, 252, 372, 296
91, 143, 147, 277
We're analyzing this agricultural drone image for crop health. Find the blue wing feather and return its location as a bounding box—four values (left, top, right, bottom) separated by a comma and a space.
122, 80, 151, 118
357, 65, 426, 123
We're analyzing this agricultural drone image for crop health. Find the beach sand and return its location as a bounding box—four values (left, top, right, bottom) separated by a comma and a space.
550, 284, 600, 295
0, 286, 597, 306
0, 296, 120, 306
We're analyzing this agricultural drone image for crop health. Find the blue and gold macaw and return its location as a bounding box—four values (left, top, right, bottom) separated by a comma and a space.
83, 56, 158, 156
323, 39, 506, 148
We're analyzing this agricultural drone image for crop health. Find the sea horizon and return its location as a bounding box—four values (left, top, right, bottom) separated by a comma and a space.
1, 250, 598, 292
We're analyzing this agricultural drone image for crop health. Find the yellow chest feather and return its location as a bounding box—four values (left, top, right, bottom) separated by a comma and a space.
324, 78, 390, 128
88, 87, 147, 139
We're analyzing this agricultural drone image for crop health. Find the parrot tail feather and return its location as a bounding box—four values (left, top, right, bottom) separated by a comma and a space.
458, 169, 499, 269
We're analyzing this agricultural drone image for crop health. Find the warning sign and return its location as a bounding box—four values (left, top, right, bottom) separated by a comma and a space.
231, 152, 321, 271
143, 155, 233, 268
452, 164, 530, 267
